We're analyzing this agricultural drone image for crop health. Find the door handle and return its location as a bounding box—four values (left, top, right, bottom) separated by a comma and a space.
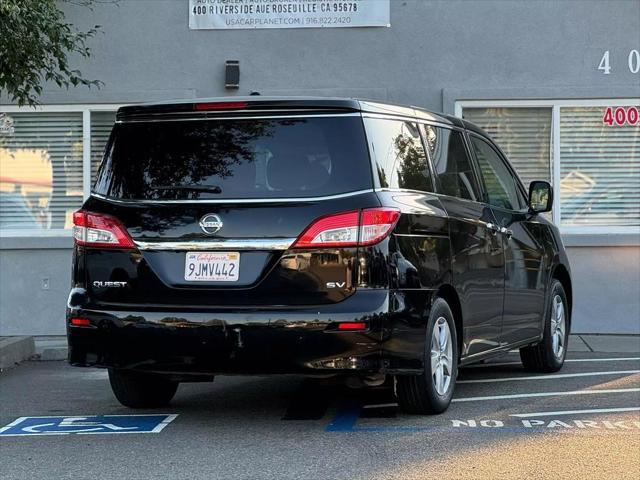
499, 227, 514, 239
485, 222, 513, 239
485, 222, 500, 235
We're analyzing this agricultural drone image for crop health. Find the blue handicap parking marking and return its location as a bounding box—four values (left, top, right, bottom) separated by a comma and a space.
325, 403, 361, 432
0, 414, 178, 436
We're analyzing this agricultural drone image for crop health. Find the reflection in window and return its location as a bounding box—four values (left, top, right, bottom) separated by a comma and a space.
94, 117, 371, 200
471, 136, 523, 211
0, 112, 83, 231
560, 106, 640, 226
429, 127, 480, 201
463, 107, 552, 186
365, 118, 433, 192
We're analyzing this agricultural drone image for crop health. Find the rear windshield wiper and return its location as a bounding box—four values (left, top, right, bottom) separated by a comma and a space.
150, 185, 222, 194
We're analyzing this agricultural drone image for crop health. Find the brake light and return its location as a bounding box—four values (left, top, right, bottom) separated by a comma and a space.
337, 322, 367, 331
194, 101, 248, 111
292, 208, 400, 248
72, 211, 135, 249
69, 317, 91, 327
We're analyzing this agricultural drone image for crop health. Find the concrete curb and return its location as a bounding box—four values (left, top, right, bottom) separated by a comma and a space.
39, 347, 68, 361
32, 336, 69, 362
0, 336, 36, 371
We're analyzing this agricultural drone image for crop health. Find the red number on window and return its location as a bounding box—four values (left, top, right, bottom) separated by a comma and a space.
603, 106, 639, 126
627, 106, 639, 125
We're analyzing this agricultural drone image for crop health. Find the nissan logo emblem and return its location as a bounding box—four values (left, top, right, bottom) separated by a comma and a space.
199, 214, 223, 235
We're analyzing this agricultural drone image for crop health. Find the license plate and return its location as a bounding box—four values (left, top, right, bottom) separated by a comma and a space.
184, 252, 240, 282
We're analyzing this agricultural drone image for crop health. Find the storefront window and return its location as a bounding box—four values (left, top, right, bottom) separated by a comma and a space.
0, 112, 83, 231
560, 106, 640, 227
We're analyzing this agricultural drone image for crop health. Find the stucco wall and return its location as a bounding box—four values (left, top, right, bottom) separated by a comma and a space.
1, 0, 636, 106
566, 246, 640, 334
0, 245, 71, 336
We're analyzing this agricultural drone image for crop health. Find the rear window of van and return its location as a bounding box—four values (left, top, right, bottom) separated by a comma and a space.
93, 116, 372, 200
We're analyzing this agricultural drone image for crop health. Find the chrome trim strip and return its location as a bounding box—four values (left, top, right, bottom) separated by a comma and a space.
90, 189, 375, 205
116, 112, 361, 123
394, 233, 449, 238
134, 238, 296, 251
375, 187, 433, 195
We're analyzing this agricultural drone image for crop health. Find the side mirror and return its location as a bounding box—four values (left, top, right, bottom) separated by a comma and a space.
529, 181, 553, 213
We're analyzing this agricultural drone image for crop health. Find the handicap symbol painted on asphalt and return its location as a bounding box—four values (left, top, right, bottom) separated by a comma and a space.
0, 414, 178, 436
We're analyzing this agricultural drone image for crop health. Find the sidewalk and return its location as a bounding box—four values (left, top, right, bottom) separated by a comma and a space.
571, 334, 640, 353
1, 334, 639, 371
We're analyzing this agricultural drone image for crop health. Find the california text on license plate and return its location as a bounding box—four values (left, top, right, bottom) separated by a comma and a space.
184, 252, 240, 282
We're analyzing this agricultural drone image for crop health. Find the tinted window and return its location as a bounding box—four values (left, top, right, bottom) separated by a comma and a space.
428, 127, 480, 201
364, 118, 433, 192
470, 135, 524, 211
94, 116, 371, 200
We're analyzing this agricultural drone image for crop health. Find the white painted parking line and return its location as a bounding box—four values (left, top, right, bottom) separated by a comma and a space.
451, 387, 640, 403
466, 357, 640, 368
458, 369, 640, 384
510, 407, 640, 418
566, 357, 640, 363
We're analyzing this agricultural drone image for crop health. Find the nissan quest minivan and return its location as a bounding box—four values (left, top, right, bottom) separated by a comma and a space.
67, 97, 572, 414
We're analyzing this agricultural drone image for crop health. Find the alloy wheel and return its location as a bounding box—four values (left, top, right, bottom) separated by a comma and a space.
430, 317, 453, 395
550, 294, 566, 359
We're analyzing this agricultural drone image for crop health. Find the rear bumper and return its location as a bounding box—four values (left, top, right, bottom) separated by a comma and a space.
67, 289, 396, 375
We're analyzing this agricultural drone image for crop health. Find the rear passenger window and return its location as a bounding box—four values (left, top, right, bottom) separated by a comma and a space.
428, 127, 481, 202
364, 118, 433, 192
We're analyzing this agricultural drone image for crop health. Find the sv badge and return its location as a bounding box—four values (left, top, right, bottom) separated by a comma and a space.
326, 282, 346, 289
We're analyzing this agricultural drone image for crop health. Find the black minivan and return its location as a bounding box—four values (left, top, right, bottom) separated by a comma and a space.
67, 97, 572, 414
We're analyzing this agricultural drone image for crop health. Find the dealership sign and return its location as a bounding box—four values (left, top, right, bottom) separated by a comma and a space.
189, 0, 390, 30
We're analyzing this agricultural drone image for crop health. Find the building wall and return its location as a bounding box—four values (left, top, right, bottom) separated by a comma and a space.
0, 242, 71, 336
3, 0, 636, 107
1, 0, 639, 335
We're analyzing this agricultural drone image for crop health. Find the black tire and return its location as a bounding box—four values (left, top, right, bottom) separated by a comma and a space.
520, 279, 569, 373
396, 297, 458, 414
108, 369, 179, 408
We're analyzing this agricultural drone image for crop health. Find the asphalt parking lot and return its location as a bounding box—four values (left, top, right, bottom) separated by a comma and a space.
1, 338, 639, 480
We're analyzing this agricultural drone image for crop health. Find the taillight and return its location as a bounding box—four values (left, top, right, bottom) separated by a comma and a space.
72, 210, 135, 249
337, 322, 367, 331
292, 208, 400, 248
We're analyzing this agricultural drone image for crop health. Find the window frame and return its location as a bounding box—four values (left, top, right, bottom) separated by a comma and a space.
0, 103, 122, 238
455, 98, 639, 235
417, 123, 439, 193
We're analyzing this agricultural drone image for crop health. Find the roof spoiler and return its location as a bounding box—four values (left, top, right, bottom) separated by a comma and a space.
116, 98, 362, 121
